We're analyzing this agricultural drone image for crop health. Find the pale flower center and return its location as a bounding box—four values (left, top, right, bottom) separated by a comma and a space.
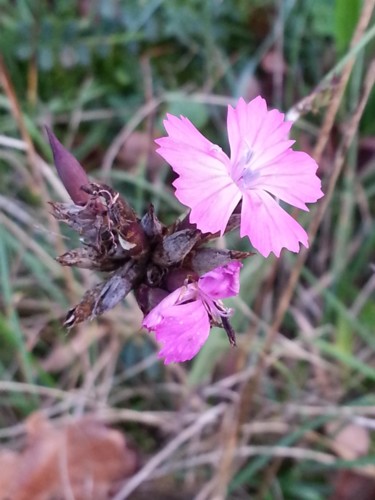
199, 289, 232, 321
236, 147, 260, 189
177, 283, 230, 323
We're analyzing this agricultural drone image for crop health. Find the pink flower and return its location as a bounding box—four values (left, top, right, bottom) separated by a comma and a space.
142, 261, 242, 364
155, 96, 323, 257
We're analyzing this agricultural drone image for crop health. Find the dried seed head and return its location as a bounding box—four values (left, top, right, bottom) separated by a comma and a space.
64, 260, 141, 327
152, 229, 201, 266
46, 127, 90, 205
46, 132, 248, 340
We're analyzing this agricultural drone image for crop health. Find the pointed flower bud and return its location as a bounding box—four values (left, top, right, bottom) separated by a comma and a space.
46, 127, 90, 205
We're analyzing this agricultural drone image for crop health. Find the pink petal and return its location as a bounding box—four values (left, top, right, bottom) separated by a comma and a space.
158, 114, 215, 153
173, 175, 241, 235
146, 300, 210, 364
227, 97, 292, 170
198, 262, 242, 299
227, 97, 266, 165
240, 190, 308, 257
156, 115, 241, 234
143, 286, 196, 328
250, 108, 292, 151
249, 150, 323, 210
156, 115, 228, 165
248, 139, 296, 173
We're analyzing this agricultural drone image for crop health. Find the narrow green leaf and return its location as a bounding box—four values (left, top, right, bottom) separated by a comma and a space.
335, 0, 360, 53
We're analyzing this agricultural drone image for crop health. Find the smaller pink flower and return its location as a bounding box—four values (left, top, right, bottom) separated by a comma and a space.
156, 96, 324, 257
142, 261, 242, 364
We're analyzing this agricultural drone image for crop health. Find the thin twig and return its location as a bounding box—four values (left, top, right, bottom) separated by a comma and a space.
152, 445, 337, 478
112, 404, 226, 499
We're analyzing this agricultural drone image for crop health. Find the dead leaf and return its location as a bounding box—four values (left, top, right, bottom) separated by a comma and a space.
0, 412, 137, 500
326, 422, 370, 460
331, 470, 375, 500
0, 449, 19, 493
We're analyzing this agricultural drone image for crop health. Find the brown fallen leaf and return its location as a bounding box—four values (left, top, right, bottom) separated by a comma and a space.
331, 470, 375, 500
0, 449, 19, 493
326, 422, 375, 500
326, 421, 370, 460
0, 412, 137, 500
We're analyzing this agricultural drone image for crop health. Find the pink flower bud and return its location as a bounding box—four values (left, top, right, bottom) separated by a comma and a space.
46, 127, 90, 205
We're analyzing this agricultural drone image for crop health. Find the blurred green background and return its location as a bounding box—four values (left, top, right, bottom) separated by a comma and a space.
0, 0, 375, 498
